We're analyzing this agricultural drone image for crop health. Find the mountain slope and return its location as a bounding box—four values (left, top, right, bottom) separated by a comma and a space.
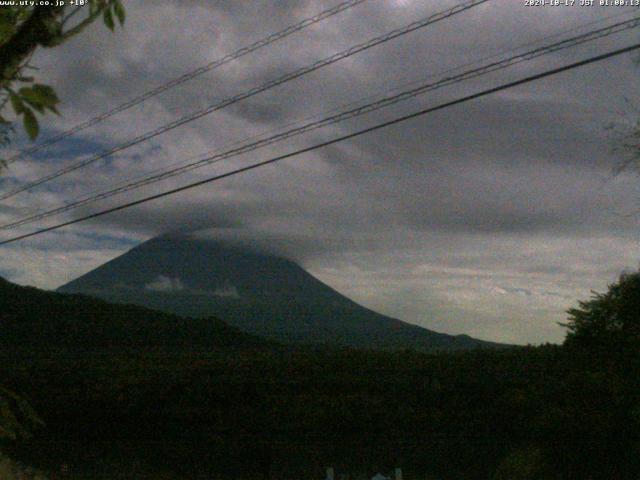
58, 235, 500, 351
0, 275, 269, 352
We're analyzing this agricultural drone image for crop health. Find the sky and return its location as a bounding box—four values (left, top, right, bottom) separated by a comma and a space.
1, 0, 640, 344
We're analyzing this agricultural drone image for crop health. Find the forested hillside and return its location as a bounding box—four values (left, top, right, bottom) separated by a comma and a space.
1, 276, 639, 479
0, 275, 269, 352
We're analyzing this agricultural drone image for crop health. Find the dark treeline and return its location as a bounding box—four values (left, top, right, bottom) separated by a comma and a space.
1, 274, 639, 479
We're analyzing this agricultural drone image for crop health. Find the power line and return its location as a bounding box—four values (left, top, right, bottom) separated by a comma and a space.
4, 15, 638, 228
0, 0, 489, 202
1, 42, 638, 247
13, 8, 631, 222
4, 0, 372, 165
3, 15, 639, 231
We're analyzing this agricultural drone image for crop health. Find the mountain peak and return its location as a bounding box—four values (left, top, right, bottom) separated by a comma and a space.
59, 235, 501, 351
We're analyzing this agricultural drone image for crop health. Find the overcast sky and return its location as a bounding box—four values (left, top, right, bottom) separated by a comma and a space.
1, 0, 640, 344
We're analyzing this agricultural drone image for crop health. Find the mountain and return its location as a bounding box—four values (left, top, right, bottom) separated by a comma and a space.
0, 274, 268, 353
58, 234, 501, 351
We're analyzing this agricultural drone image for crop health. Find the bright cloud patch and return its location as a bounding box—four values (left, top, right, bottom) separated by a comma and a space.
213, 283, 240, 298
145, 275, 185, 292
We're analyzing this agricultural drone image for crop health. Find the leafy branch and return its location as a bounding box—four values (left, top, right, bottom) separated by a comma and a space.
0, 1, 125, 150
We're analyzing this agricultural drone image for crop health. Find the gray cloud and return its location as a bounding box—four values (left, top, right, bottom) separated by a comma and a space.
1, 0, 640, 343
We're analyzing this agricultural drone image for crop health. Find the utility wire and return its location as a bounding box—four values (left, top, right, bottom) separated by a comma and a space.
1, 41, 638, 246
0, 0, 489, 202
3, 15, 639, 231
15, 7, 631, 221
4, 0, 372, 165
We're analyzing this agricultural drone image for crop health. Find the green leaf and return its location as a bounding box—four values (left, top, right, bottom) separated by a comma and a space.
45, 104, 61, 116
114, 1, 125, 25
0, 21, 16, 45
23, 108, 39, 140
19, 88, 45, 113
103, 8, 115, 31
18, 87, 36, 99
31, 84, 60, 106
9, 91, 24, 114
17, 85, 59, 115
25, 101, 44, 114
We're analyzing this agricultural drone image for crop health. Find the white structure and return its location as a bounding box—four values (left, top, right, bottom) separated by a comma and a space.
371, 473, 390, 480
326, 467, 335, 480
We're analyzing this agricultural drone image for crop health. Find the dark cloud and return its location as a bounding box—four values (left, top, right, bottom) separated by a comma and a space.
229, 98, 288, 125
1, 0, 639, 343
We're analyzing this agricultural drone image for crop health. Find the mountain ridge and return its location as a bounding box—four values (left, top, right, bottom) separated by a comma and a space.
0, 274, 270, 352
58, 234, 503, 351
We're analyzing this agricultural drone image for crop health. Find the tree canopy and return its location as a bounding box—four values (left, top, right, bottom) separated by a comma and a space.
563, 270, 640, 352
0, 1, 124, 153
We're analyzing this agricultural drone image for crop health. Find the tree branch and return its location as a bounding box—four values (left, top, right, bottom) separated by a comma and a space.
0, 6, 65, 88
56, 8, 103, 44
